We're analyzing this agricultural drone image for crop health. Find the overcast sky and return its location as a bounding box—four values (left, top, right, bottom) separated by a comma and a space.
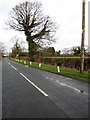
88, 1, 90, 48
0, 0, 89, 53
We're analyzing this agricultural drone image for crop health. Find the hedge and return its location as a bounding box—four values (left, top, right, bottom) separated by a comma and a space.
34, 57, 90, 71
18, 56, 90, 71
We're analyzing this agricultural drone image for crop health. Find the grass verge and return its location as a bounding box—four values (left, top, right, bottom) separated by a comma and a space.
9, 58, 90, 83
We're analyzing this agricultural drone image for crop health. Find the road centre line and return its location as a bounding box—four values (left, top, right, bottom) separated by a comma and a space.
20, 72, 48, 97
11, 65, 17, 71
8, 62, 10, 65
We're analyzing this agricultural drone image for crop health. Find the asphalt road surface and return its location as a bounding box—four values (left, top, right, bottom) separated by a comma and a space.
0, 59, 2, 120
2, 58, 89, 118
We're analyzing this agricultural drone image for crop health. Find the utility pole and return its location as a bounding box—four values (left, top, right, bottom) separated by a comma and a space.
80, 0, 86, 73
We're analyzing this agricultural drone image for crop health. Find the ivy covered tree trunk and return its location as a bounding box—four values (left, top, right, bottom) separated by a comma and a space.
28, 40, 34, 61
26, 32, 34, 61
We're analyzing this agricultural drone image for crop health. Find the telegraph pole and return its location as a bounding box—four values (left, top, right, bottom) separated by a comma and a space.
80, 0, 86, 73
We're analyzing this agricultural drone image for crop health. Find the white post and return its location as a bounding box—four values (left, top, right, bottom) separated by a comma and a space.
57, 66, 60, 72
30, 61, 32, 65
39, 63, 41, 67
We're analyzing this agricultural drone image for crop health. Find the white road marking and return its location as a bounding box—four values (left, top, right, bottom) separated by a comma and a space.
45, 76, 88, 95
8, 62, 10, 65
11, 65, 17, 71
56, 80, 88, 95
83, 92, 88, 95
20, 73, 48, 97
25, 65, 29, 67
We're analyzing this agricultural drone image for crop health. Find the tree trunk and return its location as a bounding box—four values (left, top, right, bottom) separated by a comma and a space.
28, 39, 34, 61
25, 31, 34, 61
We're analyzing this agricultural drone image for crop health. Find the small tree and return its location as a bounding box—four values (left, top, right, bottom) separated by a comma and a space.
9, 37, 22, 58
56, 50, 61, 56
47, 47, 55, 56
7, 1, 56, 61
71, 46, 86, 56
62, 48, 70, 55
71, 46, 81, 56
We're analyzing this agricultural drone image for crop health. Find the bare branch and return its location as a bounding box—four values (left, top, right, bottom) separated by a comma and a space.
7, 1, 57, 58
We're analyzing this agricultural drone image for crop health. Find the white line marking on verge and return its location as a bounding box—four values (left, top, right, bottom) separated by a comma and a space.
56, 80, 88, 95
83, 92, 88, 95
20, 73, 48, 97
25, 65, 29, 67
11, 65, 17, 71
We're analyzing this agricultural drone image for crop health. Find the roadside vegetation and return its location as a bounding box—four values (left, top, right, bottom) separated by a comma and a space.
9, 57, 90, 83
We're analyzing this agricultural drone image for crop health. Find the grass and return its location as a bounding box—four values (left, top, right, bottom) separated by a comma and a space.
9, 58, 90, 83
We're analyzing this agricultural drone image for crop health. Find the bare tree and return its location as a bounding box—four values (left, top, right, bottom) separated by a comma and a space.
10, 36, 25, 50
7, 1, 56, 61
10, 39, 22, 58
9, 36, 24, 58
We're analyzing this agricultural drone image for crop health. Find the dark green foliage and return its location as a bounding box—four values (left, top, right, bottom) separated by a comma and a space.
56, 60, 63, 66
72, 46, 81, 56
47, 47, 55, 55
19, 52, 28, 57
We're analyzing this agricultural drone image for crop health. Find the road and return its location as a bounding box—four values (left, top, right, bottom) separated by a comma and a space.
0, 59, 2, 120
2, 58, 89, 118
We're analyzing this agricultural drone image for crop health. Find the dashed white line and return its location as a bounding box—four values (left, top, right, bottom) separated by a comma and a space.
8, 62, 10, 65
11, 65, 17, 71
20, 72, 48, 97
7, 61, 17, 71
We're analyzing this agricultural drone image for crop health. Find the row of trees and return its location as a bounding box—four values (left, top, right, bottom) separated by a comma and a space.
9, 37, 89, 58
9, 38, 60, 57
62, 46, 89, 56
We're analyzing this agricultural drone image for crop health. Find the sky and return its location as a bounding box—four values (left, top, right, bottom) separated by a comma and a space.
0, 0, 89, 54
88, 1, 90, 47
